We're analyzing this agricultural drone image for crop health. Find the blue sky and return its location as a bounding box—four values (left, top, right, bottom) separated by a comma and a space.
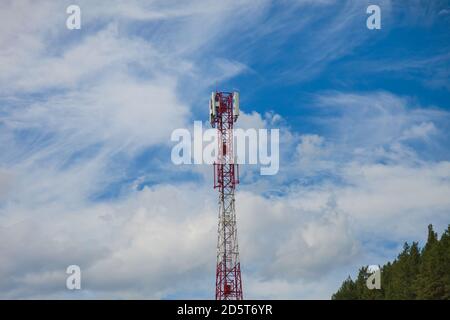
0, 0, 449, 299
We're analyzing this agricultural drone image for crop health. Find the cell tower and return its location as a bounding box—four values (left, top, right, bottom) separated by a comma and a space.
209, 91, 243, 300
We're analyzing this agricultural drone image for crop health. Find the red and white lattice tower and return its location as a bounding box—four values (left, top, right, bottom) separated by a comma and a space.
209, 91, 243, 300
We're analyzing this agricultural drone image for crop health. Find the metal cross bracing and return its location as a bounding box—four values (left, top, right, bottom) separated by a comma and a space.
210, 91, 243, 300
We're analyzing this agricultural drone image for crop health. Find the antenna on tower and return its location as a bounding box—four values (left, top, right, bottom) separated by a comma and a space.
209, 91, 243, 300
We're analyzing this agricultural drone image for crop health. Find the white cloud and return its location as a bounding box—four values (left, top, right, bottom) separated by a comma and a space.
0, 184, 217, 298
338, 161, 450, 239
0, 169, 14, 201
271, 208, 359, 279
400, 122, 437, 141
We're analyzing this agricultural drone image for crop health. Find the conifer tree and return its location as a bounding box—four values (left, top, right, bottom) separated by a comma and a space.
332, 224, 450, 300
331, 276, 357, 300
415, 225, 442, 299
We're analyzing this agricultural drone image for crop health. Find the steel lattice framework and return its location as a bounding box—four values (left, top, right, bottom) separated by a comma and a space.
210, 91, 243, 300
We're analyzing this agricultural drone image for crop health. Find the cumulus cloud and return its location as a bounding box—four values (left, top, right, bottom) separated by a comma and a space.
0, 184, 216, 299
271, 205, 358, 279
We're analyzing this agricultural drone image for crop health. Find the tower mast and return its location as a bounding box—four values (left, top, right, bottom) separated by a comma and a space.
209, 91, 243, 300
